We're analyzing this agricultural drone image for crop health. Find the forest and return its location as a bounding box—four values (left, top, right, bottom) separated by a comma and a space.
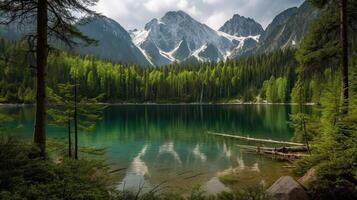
0, 41, 302, 103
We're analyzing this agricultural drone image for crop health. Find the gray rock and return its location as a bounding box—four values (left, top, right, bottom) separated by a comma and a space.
298, 168, 317, 188
267, 176, 309, 200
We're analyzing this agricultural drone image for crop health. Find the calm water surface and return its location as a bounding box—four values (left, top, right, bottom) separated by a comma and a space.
2, 104, 306, 193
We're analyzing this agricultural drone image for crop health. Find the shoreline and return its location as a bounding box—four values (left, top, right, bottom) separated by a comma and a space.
0, 102, 316, 107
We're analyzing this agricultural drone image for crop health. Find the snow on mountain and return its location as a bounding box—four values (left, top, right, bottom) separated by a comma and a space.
129, 11, 261, 66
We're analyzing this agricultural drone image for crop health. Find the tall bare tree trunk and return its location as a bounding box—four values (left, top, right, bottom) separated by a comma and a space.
34, 0, 48, 157
68, 119, 72, 157
74, 76, 78, 160
341, 0, 349, 114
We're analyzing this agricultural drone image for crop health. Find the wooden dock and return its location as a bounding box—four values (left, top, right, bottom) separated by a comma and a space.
207, 131, 306, 146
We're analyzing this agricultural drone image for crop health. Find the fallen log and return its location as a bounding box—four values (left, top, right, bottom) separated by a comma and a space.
236, 144, 308, 153
237, 144, 310, 161
208, 131, 306, 146
261, 150, 309, 158
109, 168, 127, 173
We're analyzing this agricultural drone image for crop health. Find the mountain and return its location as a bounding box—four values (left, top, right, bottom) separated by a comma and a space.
0, 3, 318, 66
197, 43, 223, 61
219, 14, 263, 37
254, 2, 319, 53
0, 16, 152, 66
0, 23, 28, 41
76, 16, 152, 66
259, 7, 298, 43
172, 37, 191, 60
0, 16, 36, 41
229, 1, 319, 58
131, 10, 257, 66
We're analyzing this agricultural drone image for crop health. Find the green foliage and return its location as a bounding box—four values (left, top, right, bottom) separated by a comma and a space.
294, 64, 357, 199
0, 137, 115, 200
48, 84, 75, 129
48, 82, 106, 133
296, 8, 340, 78
292, 1, 357, 197
0, 39, 35, 103
219, 174, 241, 185
261, 76, 289, 103
297, 0, 357, 80
0, 38, 298, 103
47, 82, 107, 158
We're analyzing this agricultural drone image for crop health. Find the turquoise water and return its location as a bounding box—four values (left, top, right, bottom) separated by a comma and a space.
1, 104, 304, 193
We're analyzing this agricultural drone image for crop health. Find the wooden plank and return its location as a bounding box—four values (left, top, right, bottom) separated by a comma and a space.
208, 131, 305, 146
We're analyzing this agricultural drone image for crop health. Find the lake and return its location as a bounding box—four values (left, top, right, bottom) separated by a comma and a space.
1, 104, 306, 194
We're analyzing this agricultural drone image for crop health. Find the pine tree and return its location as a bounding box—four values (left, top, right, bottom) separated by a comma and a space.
48, 84, 75, 157
0, 0, 99, 156
298, 0, 357, 113
48, 82, 106, 160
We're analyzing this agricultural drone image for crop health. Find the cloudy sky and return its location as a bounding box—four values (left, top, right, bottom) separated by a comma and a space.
94, 0, 304, 30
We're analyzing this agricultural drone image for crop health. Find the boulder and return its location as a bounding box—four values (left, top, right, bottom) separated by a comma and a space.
298, 168, 317, 188
267, 176, 309, 200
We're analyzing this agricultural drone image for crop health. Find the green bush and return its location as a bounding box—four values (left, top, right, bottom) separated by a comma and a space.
0, 137, 113, 200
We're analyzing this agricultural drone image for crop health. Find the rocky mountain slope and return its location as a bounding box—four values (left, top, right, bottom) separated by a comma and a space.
76, 16, 151, 66
130, 11, 259, 66
230, 1, 319, 58
219, 14, 264, 37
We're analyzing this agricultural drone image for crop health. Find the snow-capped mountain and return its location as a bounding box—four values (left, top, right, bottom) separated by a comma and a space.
130, 11, 260, 66
219, 14, 264, 37
0, 4, 318, 67
76, 16, 151, 66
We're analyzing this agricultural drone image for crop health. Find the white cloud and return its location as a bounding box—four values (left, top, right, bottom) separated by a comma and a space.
93, 0, 304, 30
205, 12, 230, 30
202, 0, 220, 4
144, 0, 177, 13
95, 0, 130, 17
178, 0, 189, 9
187, 6, 202, 17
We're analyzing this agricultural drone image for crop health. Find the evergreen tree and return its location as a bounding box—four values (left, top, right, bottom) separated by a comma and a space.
0, 0, 99, 156
48, 84, 75, 157
297, 0, 357, 113
48, 81, 106, 160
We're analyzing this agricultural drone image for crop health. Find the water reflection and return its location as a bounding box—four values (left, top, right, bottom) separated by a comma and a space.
131, 145, 150, 176
192, 144, 207, 162
158, 142, 182, 165
119, 144, 151, 191
222, 143, 232, 159
3, 105, 312, 193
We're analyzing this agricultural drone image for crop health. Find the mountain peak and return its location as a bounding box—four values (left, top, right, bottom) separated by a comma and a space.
219, 14, 263, 37
161, 10, 194, 23
164, 10, 191, 18
144, 18, 159, 30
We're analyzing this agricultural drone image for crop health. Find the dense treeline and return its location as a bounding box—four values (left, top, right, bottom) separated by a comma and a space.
0, 38, 300, 103
290, 0, 357, 199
